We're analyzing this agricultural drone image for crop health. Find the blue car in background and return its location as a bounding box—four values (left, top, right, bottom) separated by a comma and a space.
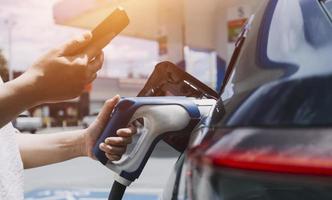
162, 0, 332, 199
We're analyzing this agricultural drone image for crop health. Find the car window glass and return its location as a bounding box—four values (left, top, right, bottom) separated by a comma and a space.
225, 0, 332, 127
227, 75, 332, 127
324, 0, 332, 13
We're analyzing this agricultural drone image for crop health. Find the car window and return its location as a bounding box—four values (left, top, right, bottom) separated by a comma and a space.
322, 0, 332, 20
225, 0, 332, 127
324, 0, 332, 12
227, 76, 332, 127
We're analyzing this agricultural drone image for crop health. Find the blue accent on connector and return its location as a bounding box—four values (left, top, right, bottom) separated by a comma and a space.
119, 118, 199, 182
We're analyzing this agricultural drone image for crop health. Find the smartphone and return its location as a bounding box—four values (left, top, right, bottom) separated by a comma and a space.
78, 7, 130, 56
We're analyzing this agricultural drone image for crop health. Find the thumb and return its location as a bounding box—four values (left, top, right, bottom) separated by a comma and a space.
61, 32, 92, 56
84, 32, 116, 61
96, 95, 121, 128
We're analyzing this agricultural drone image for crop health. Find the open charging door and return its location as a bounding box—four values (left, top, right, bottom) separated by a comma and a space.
138, 61, 218, 99
137, 61, 219, 152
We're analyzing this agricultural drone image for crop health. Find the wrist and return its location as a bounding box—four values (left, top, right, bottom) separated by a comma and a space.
80, 128, 98, 159
10, 71, 41, 107
58, 130, 87, 158
70, 130, 88, 158
79, 129, 90, 157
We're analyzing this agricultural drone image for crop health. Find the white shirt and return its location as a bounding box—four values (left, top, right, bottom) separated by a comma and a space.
0, 77, 24, 200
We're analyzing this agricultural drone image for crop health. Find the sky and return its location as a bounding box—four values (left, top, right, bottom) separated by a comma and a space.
0, 0, 158, 78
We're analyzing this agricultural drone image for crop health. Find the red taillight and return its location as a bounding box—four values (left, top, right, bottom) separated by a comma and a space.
190, 128, 332, 176
205, 149, 332, 176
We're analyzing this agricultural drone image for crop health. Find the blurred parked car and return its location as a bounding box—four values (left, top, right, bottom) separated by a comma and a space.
82, 113, 98, 128
13, 111, 43, 134
162, 0, 332, 200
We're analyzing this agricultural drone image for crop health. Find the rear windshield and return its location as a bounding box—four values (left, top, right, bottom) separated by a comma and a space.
226, 0, 332, 127
227, 76, 332, 127
323, 0, 332, 15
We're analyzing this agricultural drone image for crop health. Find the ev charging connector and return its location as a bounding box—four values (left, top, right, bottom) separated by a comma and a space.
93, 97, 216, 200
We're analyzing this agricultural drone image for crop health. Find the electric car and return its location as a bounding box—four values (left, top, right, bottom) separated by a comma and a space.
162, 0, 332, 199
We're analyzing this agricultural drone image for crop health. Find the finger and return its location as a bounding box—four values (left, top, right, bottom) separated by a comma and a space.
99, 143, 126, 155
58, 53, 89, 69
61, 32, 92, 56
62, 54, 89, 68
129, 126, 137, 135
96, 95, 120, 128
86, 73, 97, 84
87, 51, 104, 73
116, 128, 136, 137
84, 32, 116, 60
107, 145, 126, 155
105, 137, 132, 146
106, 154, 121, 161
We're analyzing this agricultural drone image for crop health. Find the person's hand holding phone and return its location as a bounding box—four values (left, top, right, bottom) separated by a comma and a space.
15, 8, 129, 105
17, 32, 103, 104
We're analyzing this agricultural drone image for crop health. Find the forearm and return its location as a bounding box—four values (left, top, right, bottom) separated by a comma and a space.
16, 130, 87, 169
0, 73, 39, 128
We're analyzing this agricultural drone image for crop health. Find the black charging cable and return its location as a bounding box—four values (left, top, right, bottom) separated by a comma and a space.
108, 181, 126, 200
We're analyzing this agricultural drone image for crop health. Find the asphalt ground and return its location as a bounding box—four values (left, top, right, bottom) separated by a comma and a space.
23, 127, 180, 199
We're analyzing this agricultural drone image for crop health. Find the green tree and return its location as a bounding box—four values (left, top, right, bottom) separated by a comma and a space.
0, 49, 9, 82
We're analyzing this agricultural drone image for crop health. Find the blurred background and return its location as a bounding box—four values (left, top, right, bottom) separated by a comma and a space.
0, 0, 261, 199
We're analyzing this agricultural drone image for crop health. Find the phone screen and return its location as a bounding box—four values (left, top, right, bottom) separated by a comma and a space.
90, 7, 129, 46
74, 7, 129, 56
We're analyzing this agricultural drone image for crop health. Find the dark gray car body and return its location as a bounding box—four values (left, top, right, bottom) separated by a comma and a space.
162, 0, 332, 199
